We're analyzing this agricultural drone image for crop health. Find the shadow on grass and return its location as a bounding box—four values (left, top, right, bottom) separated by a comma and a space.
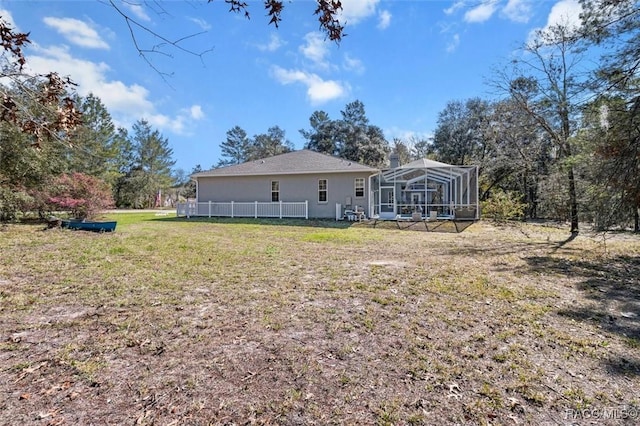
149, 216, 478, 233
150, 215, 356, 229
437, 223, 604, 259
527, 254, 640, 350
603, 355, 640, 376
551, 231, 579, 253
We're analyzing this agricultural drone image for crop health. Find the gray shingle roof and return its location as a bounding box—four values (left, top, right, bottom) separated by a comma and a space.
193, 150, 379, 178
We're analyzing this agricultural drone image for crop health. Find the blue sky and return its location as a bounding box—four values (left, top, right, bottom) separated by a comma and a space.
1, 0, 584, 173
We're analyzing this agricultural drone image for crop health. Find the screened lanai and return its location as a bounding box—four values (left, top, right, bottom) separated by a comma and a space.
369, 158, 479, 220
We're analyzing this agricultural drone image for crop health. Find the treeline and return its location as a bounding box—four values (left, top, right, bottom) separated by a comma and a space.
0, 90, 176, 219
1, 0, 637, 231
215, 100, 391, 169
212, 1, 639, 232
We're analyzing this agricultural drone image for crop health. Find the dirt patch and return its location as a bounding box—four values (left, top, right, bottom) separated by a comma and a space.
367, 260, 410, 268
0, 220, 639, 425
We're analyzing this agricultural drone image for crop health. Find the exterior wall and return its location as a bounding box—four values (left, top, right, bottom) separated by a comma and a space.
197, 172, 374, 218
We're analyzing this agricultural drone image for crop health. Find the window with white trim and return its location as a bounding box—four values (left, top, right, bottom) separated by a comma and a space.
355, 178, 365, 197
318, 179, 328, 203
271, 181, 279, 202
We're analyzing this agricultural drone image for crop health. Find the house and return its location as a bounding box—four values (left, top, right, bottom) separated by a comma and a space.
177, 149, 478, 220
181, 150, 378, 219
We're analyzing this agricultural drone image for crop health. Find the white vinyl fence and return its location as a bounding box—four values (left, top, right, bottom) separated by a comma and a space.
176, 201, 308, 219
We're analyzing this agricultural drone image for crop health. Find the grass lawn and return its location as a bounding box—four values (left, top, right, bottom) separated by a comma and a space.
1, 213, 639, 425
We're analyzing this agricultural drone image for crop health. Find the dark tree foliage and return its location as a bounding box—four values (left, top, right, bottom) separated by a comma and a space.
580, 93, 640, 231
215, 125, 292, 167
482, 99, 552, 218
432, 98, 490, 166
114, 120, 175, 208
220, 0, 345, 42
182, 164, 202, 200
218, 125, 251, 166
579, 0, 640, 230
248, 125, 293, 161
498, 24, 586, 233
0, 15, 88, 220
0, 89, 71, 220
66, 94, 121, 186
410, 136, 433, 160
391, 138, 412, 166
300, 110, 339, 156
301, 100, 390, 167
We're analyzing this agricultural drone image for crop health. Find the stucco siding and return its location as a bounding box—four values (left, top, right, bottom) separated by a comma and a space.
197, 172, 373, 218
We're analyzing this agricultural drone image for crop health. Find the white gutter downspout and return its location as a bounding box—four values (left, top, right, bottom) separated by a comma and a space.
368, 172, 377, 219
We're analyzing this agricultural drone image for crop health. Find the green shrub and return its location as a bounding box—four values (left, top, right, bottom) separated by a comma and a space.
0, 186, 33, 221
481, 190, 526, 222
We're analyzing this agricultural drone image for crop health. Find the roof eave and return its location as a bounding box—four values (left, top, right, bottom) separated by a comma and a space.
193, 169, 378, 178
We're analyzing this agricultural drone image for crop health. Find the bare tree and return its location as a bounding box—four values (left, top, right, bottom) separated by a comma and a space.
106, 0, 345, 77
493, 24, 590, 233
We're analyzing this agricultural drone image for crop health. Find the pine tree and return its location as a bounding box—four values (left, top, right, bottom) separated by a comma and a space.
218, 126, 251, 166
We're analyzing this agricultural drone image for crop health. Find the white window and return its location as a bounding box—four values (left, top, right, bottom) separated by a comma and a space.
355, 178, 365, 197
271, 181, 279, 202
318, 179, 328, 203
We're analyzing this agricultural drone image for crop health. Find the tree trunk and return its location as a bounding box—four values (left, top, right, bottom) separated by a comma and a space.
634, 206, 639, 233
529, 184, 538, 219
567, 166, 579, 234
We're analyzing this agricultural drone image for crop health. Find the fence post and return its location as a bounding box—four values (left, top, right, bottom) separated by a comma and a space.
231, 201, 234, 218
305, 200, 308, 219
208, 201, 212, 218
255, 201, 258, 218
279, 200, 283, 219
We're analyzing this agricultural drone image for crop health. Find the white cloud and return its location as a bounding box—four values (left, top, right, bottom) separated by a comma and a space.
43, 17, 109, 49
271, 66, 348, 104
444, 0, 532, 24
339, 0, 379, 24
189, 105, 204, 120
299, 32, 330, 68
385, 127, 432, 143
545, 0, 583, 30
190, 17, 211, 31
377, 10, 391, 30
123, 3, 150, 22
144, 113, 188, 134
0, 8, 18, 29
343, 53, 365, 74
501, 0, 533, 23
27, 45, 151, 114
528, 0, 583, 44
25, 44, 196, 135
257, 33, 283, 52
446, 34, 460, 53
444, 1, 466, 16
464, 0, 499, 23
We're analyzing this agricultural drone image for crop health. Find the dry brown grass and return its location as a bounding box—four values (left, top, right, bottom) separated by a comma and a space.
1, 215, 639, 425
